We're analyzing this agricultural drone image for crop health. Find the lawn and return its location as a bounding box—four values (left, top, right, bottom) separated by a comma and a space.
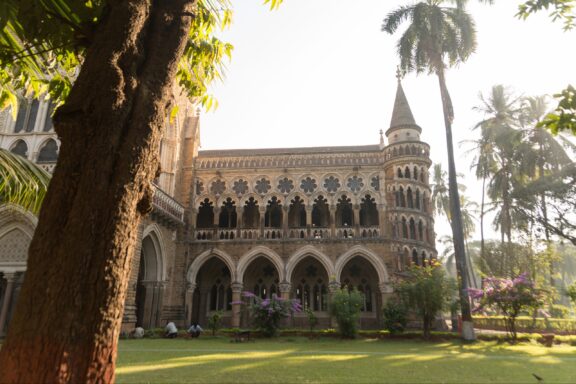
116, 337, 576, 383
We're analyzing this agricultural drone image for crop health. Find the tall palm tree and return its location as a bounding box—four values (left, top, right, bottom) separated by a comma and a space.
0, 148, 50, 214
383, 0, 478, 339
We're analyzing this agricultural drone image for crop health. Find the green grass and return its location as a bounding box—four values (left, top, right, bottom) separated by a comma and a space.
116, 337, 576, 383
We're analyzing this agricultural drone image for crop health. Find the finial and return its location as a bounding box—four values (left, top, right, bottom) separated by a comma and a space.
396, 66, 402, 82
379, 129, 385, 148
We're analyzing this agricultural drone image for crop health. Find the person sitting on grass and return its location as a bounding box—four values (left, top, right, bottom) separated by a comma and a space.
187, 323, 203, 338
164, 321, 178, 338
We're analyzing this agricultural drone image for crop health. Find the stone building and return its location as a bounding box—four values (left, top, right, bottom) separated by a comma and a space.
0, 79, 436, 334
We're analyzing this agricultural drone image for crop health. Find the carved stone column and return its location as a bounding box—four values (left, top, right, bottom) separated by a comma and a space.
282, 205, 289, 238
353, 203, 360, 236
378, 203, 387, 238
185, 282, 197, 325
0, 273, 17, 336
213, 207, 221, 238
305, 205, 312, 237
230, 282, 244, 328
259, 206, 266, 238
236, 205, 243, 238
279, 282, 292, 327
329, 205, 336, 238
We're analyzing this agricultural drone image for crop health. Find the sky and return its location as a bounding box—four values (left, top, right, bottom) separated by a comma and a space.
199, 0, 576, 246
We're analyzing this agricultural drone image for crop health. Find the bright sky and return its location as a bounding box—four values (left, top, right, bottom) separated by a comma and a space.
200, 0, 576, 246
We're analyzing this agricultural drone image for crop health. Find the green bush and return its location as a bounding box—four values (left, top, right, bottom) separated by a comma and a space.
549, 304, 570, 319
330, 288, 364, 338
396, 262, 454, 339
207, 311, 223, 336
382, 300, 408, 334
473, 315, 576, 333
567, 283, 576, 307
305, 308, 318, 332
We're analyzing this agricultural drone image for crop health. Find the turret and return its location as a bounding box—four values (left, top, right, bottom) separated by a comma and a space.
386, 76, 422, 144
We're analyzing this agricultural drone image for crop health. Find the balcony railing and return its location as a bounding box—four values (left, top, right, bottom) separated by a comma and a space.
193, 225, 382, 241
151, 183, 184, 226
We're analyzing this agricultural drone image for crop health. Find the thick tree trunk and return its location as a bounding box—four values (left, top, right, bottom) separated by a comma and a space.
480, 172, 486, 263
436, 69, 475, 341
0, 1, 195, 382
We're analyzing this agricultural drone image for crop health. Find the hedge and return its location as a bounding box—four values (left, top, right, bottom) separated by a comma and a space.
473, 316, 576, 334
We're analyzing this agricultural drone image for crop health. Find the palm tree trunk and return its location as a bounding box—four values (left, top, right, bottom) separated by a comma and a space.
436, 68, 475, 341
480, 170, 486, 263
0, 1, 196, 382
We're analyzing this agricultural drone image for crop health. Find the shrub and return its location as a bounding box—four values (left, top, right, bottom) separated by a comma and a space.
305, 308, 318, 332
549, 304, 570, 319
567, 283, 576, 307
330, 288, 364, 338
469, 273, 543, 341
243, 292, 302, 337
396, 261, 454, 339
382, 300, 408, 334
207, 310, 223, 336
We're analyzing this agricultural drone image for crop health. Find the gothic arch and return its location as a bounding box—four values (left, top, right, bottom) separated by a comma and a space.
141, 224, 167, 282
0, 205, 37, 270
187, 248, 237, 284
237, 246, 285, 283
285, 245, 335, 282
335, 245, 389, 283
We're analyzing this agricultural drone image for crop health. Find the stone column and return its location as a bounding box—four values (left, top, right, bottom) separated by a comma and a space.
236, 205, 243, 238
379, 282, 394, 307
279, 282, 292, 327
154, 282, 166, 327
328, 280, 341, 328
213, 207, 221, 238
329, 205, 336, 238
282, 205, 289, 238
378, 203, 387, 238
0, 273, 17, 336
305, 205, 312, 238
190, 208, 198, 230
185, 282, 197, 326
353, 203, 360, 236
259, 206, 266, 238
230, 282, 244, 328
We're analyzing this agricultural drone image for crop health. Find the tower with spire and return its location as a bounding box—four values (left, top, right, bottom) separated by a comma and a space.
383, 75, 435, 268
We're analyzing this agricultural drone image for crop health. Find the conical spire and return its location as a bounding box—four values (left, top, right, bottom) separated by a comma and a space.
389, 78, 416, 129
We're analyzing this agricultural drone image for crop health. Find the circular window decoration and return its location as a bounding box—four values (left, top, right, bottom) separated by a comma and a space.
210, 179, 226, 195
255, 178, 271, 195
323, 176, 341, 193
347, 176, 364, 193
277, 177, 294, 194
300, 177, 317, 194
233, 179, 249, 195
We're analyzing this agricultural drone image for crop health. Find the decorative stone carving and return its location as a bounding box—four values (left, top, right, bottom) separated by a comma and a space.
277, 177, 294, 194
300, 177, 317, 194
210, 179, 226, 195
232, 179, 248, 195
195, 180, 204, 195
255, 178, 271, 195
347, 176, 364, 192
324, 176, 340, 193
0, 228, 30, 262
371, 176, 380, 191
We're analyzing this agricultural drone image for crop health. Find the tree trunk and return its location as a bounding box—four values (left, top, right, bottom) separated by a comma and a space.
480, 171, 486, 263
436, 69, 475, 341
0, 1, 196, 382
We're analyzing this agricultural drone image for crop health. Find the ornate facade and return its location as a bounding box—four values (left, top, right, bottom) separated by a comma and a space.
0, 79, 436, 334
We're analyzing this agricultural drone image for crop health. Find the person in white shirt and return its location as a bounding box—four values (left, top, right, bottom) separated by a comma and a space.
187, 323, 203, 338
164, 322, 178, 338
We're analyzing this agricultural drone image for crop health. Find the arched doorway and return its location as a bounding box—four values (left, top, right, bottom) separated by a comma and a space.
135, 234, 164, 329
340, 256, 381, 329
192, 257, 233, 327
290, 257, 330, 328
241, 256, 281, 327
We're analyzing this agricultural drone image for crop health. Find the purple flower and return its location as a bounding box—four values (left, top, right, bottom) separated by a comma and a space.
242, 291, 257, 298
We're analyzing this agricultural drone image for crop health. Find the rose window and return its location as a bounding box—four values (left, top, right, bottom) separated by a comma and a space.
347, 176, 364, 192
233, 179, 249, 195
255, 178, 271, 195
277, 177, 294, 193
210, 179, 226, 195
300, 177, 317, 194
323, 176, 341, 193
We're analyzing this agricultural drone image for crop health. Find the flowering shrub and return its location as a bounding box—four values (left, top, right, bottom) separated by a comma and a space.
395, 260, 454, 339
242, 292, 302, 337
469, 273, 543, 341
382, 300, 408, 335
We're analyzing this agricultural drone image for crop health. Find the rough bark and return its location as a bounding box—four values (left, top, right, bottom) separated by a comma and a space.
436, 69, 475, 340
0, 0, 195, 382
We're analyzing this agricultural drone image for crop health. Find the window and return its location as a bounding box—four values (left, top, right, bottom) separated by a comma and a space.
13, 99, 40, 133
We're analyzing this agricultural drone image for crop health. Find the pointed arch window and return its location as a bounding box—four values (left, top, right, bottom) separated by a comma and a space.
288, 196, 306, 228
404, 166, 411, 179
413, 166, 418, 180
418, 220, 424, 240
412, 249, 419, 265
265, 197, 283, 228
407, 188, 414, 208
415, 189, 421, 210
197, 199, 214, 228
401, 217, 408, 239
360, 195, 379, 227
409, 218, 416, 240
399, 187, 406, 207
312, 195, 330, 227
219, 198, 237, 228
243, 197, 260, 228
336, 195, 353, 226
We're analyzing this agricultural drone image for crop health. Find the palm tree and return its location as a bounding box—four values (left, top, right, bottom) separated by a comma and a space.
383, 0, 478, 339
0, 148, 50, 214
469, 85, 523, 248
